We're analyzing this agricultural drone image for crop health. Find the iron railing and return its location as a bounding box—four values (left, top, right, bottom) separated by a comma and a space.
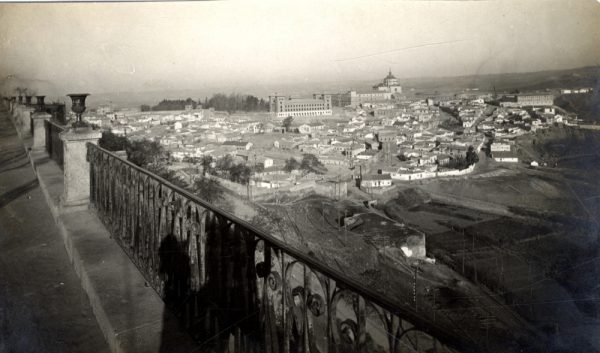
87, 143, 466, 353
44, 119, 65, 169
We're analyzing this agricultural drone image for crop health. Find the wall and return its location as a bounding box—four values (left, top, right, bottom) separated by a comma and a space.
391, 164, 475, 181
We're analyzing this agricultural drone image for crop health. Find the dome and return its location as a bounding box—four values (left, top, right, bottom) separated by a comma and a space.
385, 69, 396, 80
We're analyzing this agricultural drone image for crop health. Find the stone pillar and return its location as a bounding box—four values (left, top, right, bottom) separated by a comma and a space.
20, 107, 36, 135
12, 103, 22, 120
31, 112, 51, 150
59, 128, 102, 209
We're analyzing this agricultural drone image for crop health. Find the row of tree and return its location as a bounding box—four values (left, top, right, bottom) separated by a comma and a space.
189, 154, 260, 185
141, 98, 198, 112
203, 93, 268, 113
444, 145, 480, 170
140, 93, 269, 113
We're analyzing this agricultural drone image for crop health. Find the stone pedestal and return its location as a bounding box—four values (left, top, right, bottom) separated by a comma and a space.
31, 112, 52, 150
12, 104, 22, 120
20, 107, 36, 135
59, 128, 102, 209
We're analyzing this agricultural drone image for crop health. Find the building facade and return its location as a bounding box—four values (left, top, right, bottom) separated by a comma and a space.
269, 94, 332, 118
339, 69, 403, 107
500, 94, 555, 107
372, 69, 402, 94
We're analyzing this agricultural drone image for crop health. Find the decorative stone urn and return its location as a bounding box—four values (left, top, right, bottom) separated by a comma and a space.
36, 95, 46, 111
67, 93, 90, 129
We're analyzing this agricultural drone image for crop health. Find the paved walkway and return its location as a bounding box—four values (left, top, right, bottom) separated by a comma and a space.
0, 109, 109, 353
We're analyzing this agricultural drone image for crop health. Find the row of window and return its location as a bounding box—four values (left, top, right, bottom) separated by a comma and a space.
277, 110, 332, 117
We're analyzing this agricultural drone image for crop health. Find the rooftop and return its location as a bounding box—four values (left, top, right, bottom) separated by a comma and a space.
362, 173, 392, 180
284, 98, 327, 104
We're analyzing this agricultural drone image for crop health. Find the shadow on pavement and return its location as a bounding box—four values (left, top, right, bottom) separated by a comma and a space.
0, 179, 39, 209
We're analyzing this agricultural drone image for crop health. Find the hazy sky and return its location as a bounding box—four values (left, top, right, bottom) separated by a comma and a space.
1, 0, 599, 95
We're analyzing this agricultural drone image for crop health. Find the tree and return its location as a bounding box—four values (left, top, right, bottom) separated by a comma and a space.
126, 139, 168, 167
229, 163, 252, 184
238, 165, 252, 185
447, 155, 469, 170
465, 145, 480, 166
252, 163, 265, 173
148, 165, 188, 189
99, 130, 129, 151
193, 176, 224, 203
282, 116, 294, 132
229, 163, 243, 183
301, 154, 326, 174
215, 155, 234, 176
284, 158, 300, 172
200, 155, 214, 176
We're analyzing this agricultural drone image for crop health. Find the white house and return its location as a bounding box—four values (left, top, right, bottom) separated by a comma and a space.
361, 174, 393, 188
257, 156, 274, 169
298, 123, 325, 134
490, 142, 511, 152
222, 141, 253, 151
493, 151, 519, 163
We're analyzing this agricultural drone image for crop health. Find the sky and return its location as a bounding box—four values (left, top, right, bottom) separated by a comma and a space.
1, 0, 599, 97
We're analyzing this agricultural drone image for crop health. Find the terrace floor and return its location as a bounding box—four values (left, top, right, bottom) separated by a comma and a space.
0, 109, 110, 353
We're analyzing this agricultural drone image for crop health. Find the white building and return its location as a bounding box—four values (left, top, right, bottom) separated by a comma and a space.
269, 94, 332, 118
361, 174, 393, 188
490, 142, 512, 152
493, 151, 519, 163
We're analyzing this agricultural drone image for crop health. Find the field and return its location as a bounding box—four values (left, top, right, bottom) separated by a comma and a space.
251, 195, 545, 352
377, 127, 600, 352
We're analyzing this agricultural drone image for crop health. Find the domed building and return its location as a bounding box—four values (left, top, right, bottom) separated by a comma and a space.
373, 69, 402, 94
330, 69, 405, 108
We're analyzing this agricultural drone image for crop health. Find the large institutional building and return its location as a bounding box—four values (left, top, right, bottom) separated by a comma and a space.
499, 94, 555, 107
338, 69, 403, 107
269, 94, 332, 118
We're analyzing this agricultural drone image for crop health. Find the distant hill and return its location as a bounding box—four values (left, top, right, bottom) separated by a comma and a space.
555, 92, 600, 122
4, 66, 599, 109
399, 66, 600, 95
97, 66, 597, 105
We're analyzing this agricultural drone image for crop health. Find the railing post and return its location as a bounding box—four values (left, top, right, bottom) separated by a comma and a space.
20, 106, 36, 135
12, 103, 22, 121
59, 128, 102, 209
31, 112, 52, 150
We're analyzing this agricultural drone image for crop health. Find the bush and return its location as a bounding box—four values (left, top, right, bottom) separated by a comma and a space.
126, 139, 167, 167
193, 176, 224, 203
99, 130, 129, 151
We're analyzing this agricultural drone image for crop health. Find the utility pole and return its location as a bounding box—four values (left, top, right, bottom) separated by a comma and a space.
529, 262, 533, 315
413, 264, 418, 312
472, 232, 477, 282
433, 289, 436, 322
462, 230, 466, 275
344, 209, 347, 235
